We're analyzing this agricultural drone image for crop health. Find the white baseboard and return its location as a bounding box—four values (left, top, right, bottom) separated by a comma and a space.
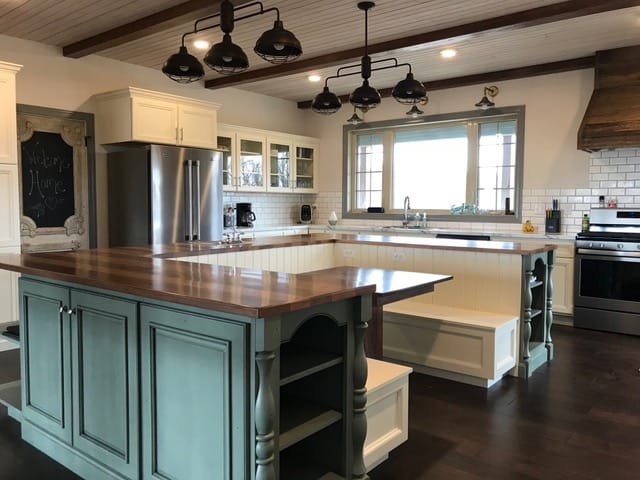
0, 339, 18, 352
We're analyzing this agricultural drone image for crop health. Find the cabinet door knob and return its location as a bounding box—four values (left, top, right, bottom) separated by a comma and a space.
58, 305, 75, 315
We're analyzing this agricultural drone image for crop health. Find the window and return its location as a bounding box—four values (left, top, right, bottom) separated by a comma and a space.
343, 106, 524, 222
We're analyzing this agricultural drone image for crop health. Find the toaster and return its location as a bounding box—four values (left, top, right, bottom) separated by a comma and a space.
300, 204, 312, 224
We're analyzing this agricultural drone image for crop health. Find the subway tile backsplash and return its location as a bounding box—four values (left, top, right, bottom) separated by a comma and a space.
223, 192, 317, 228
243, 149, 640, 234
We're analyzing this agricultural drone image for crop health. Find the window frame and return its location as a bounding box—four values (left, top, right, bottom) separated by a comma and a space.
342, 105, 526, 223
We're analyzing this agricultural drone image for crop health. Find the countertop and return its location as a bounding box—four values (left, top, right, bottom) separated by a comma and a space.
0, 234, 554, 318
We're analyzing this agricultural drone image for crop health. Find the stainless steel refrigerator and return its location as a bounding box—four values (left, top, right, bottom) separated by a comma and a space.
108, 144, 223, 246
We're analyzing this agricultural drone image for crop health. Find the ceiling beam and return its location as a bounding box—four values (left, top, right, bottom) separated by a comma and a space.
296, 56, 596, 109
62, 0, 223, 58
204, 0, 639, 90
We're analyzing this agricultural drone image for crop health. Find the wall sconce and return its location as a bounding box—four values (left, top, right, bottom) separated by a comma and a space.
406, 105, 423, 118
311, 2, 426, 114
162, 0, 302, 83
475, 85, 499, 109
347, 107, 365, 125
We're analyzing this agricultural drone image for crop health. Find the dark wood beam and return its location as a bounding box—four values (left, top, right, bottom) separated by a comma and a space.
205, 0, 638, 90
62, 0, 222, 58
296, 56, 596, 109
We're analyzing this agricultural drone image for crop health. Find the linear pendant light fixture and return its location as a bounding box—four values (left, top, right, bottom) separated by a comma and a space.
163, 0, 302, 83
312, 1, 427, 117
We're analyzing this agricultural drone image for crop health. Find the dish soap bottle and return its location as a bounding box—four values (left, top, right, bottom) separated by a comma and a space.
582, 213, 590, 232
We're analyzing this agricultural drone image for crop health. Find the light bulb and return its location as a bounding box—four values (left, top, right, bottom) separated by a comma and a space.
273, 43, 284, 51
222, 56, 232, 63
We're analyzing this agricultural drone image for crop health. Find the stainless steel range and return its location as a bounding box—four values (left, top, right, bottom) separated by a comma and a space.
574, 208, 640, 336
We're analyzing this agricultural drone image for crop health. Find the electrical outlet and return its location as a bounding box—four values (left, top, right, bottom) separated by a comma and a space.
392, 251, 405, 262
342, 248, 354, 258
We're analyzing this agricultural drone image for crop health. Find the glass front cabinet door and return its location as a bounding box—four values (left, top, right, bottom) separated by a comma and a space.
216, 129, 235, 191
267, 137, 293, 192
237, 134, 266, 192
294, 142, 318, 193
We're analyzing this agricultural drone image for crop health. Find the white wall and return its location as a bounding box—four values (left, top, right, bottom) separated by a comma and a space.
303, 69, 594, 193
0, 34, 602, 242
0, 34, 308, 246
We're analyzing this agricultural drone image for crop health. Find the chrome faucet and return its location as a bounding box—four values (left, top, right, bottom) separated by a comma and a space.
402, 196, 411, 228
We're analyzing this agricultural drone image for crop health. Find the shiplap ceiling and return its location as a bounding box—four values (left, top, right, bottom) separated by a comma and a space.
1, 0, 640, 103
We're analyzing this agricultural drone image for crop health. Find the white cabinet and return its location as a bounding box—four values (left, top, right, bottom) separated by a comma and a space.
551, 242, 574, 315
217, 127, 266, 192
293, 140, 319, 193
217, 123, 319, 193
267, 136, 293, 192
95, 87, 219, 149
0, 164, 20, 248
0, 62, 21, 326
0, 63, 20, 165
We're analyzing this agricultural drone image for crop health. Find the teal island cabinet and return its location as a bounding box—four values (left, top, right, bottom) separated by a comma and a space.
0, 247, 433, 480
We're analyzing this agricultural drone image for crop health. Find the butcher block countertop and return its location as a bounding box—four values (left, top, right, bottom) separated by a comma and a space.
148, 232, 557, 258
0, 234, 552, 318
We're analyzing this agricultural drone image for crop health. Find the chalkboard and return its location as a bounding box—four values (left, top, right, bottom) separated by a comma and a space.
20, 131, 75, 228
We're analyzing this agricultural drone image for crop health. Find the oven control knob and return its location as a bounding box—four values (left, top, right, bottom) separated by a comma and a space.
618, 244, 624, 249
600, 243, 605, 248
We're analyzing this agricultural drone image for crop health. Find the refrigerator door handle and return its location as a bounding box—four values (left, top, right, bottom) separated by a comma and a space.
185, 159, 193, 241
194, 160, 201, 241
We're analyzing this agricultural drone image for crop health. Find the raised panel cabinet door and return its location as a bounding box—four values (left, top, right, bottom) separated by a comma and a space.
131, 97, 178, 145
19, 278, 72, 443
0, 63, 20, 165
0, 164, 20, 248
70, 290, 139, 478
140, 304, 248, 480
551, 257, 574, 315
178, 103, 217, 149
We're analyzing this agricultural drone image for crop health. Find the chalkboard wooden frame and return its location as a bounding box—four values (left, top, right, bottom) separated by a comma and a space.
17, 115, 86, 243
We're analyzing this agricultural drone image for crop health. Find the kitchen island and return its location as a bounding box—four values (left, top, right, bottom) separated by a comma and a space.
0, 243, 451, 480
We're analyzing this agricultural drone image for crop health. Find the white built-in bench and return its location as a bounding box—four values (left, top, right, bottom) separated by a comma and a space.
383, 300, 518, 388
364, 358, 412, 472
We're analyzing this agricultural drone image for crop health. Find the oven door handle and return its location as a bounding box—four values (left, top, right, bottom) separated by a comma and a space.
576, 248, 640, 258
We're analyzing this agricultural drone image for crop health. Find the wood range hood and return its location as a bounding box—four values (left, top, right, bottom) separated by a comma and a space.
578, 45, 640, 152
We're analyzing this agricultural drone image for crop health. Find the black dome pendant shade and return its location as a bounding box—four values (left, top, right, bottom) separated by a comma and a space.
254, 20, 302, 64
204, 34, 249, 74
311, 86, 342, 114
162, 45, 204, 83
350, 80, 381, 109
163, 0, 302, 82
392, 72, 427, 105
311, 1, 428, 116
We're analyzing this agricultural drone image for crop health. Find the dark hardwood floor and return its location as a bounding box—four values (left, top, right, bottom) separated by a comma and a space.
0, 325, 638, 479
370, 325, 640, 480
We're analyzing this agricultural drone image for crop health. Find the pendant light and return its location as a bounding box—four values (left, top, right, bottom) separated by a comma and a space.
164, 0, 302, 82
406, 105, 423, 118
350, 3, 381, 110
475, 86, 499, 109
311, 2, 427, 115
311, 85, 342, 114
254, 18, 302, 63
347, 107, 365, 125
162, 41, 205, 83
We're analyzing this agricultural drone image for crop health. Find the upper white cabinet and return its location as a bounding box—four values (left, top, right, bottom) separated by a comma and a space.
0, 62, 21, 325
217, 123, 319, 193
294, 140, 319, 193
94, 87, 219, 149
0, 62, 21, 166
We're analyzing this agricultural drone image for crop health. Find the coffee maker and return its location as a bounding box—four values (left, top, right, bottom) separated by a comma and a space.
236, 202, 256, 227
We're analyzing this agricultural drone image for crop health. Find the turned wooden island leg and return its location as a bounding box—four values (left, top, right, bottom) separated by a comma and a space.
364, 305, 383, 360
255, 351, 276, 480
352, 313, 369, 480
